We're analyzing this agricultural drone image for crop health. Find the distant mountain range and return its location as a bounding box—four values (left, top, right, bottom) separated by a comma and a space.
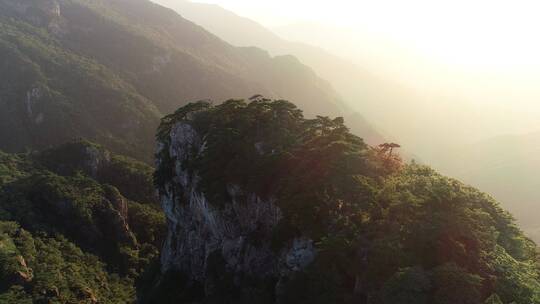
153, 0, 487, 159
152, 0, 540, 243
152, 0, 391, 145
0, 0, 355, 161
162, 1, 520, 159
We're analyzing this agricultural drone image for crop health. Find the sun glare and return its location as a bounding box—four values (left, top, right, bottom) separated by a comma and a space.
197, 0, 540, 70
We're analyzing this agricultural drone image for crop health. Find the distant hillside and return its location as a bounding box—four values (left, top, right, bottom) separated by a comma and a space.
166, 0, 540, 241
434, 131, 540, 242
160, 1, 524, 162
151, 0, 388, 145
0, 0, 347, 160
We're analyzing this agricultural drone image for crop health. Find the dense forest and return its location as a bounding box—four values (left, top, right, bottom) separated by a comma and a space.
1, 99, 537, 303
0, 141, 165, 302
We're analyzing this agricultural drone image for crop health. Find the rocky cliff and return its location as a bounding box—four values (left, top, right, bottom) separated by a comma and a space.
154, 101, 317, 303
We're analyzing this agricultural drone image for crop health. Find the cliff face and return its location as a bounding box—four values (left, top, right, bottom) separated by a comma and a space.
157, 118, 315, 302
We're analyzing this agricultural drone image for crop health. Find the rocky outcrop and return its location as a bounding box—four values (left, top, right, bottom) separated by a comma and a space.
22, 86, 46, 125
10, 255, 33, 286
37, 141, 111, 179
37, 140, 158, 205
156, 120, 316, 302
25, 87, 41, 117
0, 249, 33, 289
83, 145, 111, 179
102, 186, 137, 247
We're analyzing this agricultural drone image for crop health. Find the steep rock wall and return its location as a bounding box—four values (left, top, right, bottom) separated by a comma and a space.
156, 120, 315, 301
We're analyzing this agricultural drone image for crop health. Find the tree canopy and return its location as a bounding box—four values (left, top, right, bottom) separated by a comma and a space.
153, 99, 540, 304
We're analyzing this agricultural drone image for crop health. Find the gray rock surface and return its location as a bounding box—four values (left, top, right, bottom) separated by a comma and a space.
157, 121, 316, 300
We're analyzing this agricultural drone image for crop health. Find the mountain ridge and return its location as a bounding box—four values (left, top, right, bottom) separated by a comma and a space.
0, 0, 348, 161
151, 0, 389, 145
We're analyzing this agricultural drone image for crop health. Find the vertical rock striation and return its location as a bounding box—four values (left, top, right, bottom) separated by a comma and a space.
155, 106, 316, 302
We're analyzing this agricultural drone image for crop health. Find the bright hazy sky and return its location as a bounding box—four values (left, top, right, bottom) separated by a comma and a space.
192, 0, 540, 138
194, 0, 540, 68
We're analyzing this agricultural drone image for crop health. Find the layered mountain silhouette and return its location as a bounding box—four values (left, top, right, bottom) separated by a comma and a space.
151, 0, 390, 145
150, 1, 540, 243
0, 0, 353, 161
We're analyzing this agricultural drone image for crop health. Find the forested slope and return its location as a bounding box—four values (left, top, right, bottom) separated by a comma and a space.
0, 0, 346, 161
0, 141, 165, 303
145, 98, 540, 304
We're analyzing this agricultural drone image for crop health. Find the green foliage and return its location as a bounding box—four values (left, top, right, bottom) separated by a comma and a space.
0, 286, 32, 304
370, 165, 540, 304
382, 267, 431, 304
0, 142, 165, 302
489, 245, 540, 304
0, 0, 347, 164
154, 99, 540, 304
0, 172, 110, 241
127, 201, 166, 248
36, 140, 107, 175
38, 140, 158, 205
0, 221, 135, 303
0, 151, 33, 185
156, 99, 383, 238
0, 0, 537, 296
430, 263, 483, 304
0, 11, 160, 161
485, 294, 504, 304
100, 155, 157, 204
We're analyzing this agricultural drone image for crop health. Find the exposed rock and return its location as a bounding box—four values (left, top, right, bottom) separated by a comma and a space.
40, 141, 112, 178
281, 238, 316, 273
84, 145, 111, 178
25, 86, 42, 118
8, 255, 33, 286
157, 121, 316, 301
102, 188, 137, 247
151, 53, 172, 73
105, 186, 129, 220
0, 238, 32, 287
15, 255, 26, 268
78, 287, 98, 303
24, 86, 46, 125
